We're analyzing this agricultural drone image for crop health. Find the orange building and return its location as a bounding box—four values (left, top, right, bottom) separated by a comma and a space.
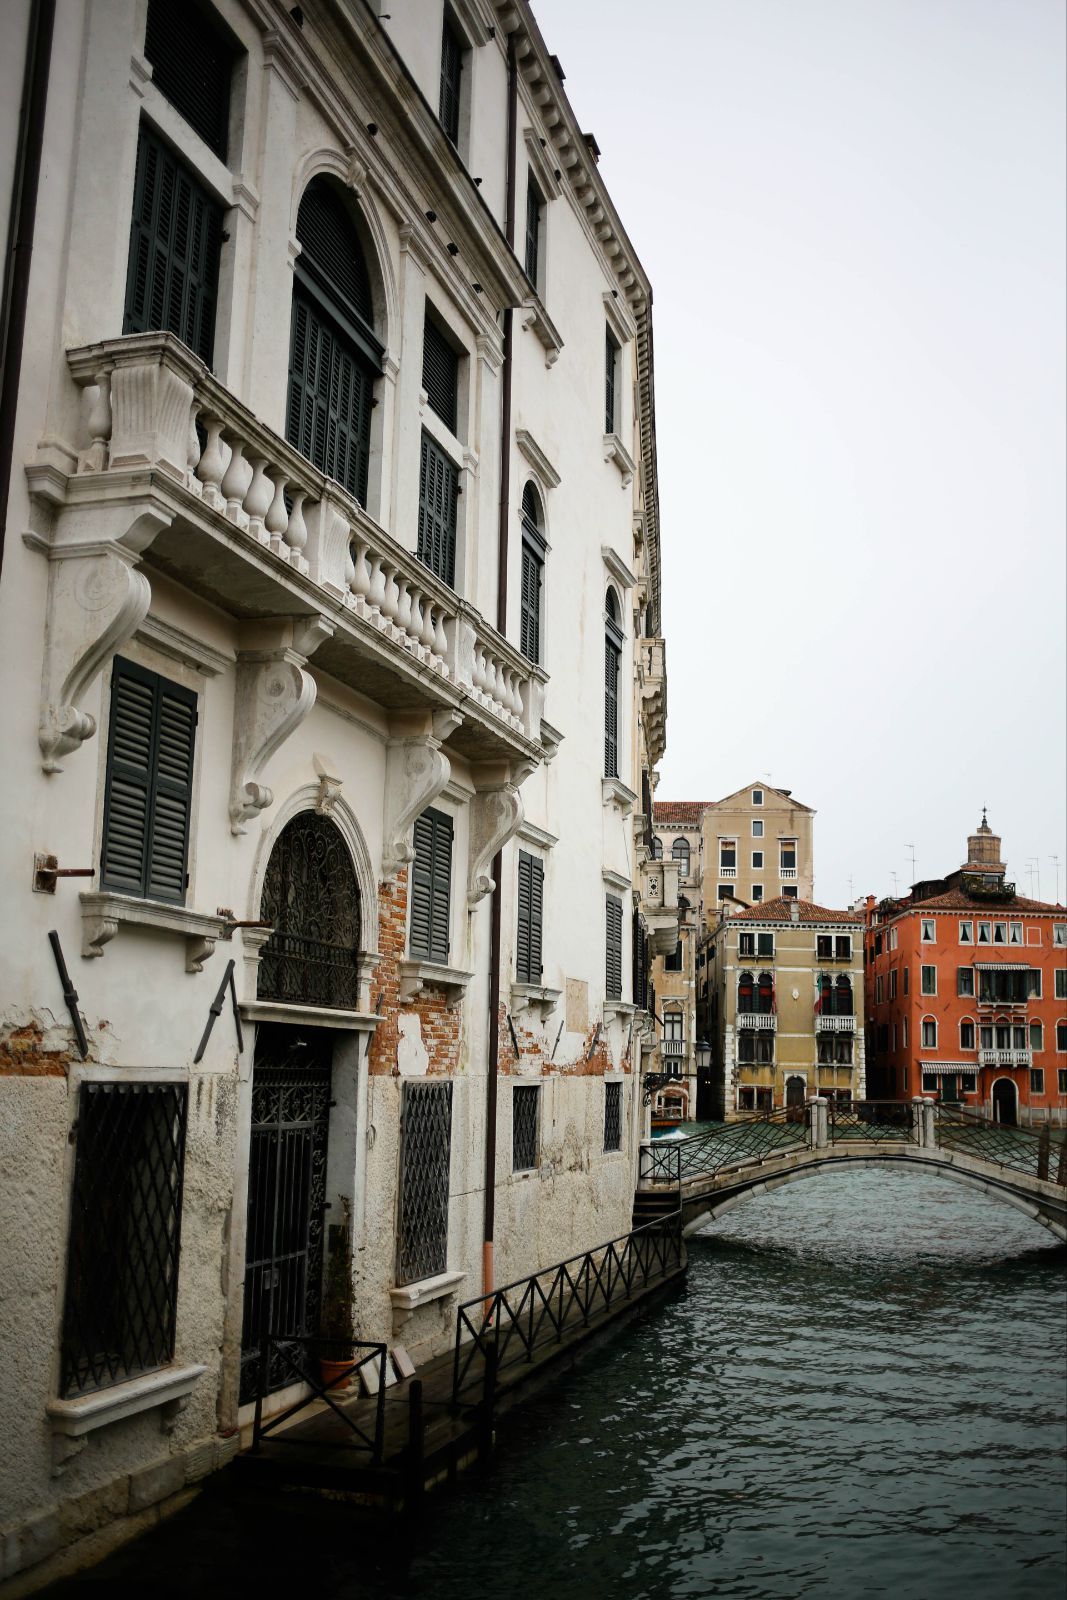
864, 815, 1067, 1125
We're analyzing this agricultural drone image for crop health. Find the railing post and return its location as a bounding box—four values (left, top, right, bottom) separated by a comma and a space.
638, 1138, 653, 1184
806, 1097, 818, 1150
478, 1345, 497, 1467
405, 1378, 425, 1525
808, 1096, 828, 1149
922, 1096, 937, 1149
911, 1095, 926, 1147
1037, 1123, 1050, 1182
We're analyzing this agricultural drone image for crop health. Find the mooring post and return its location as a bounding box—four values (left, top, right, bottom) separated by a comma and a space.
478, 1345, 497, 1467
911, 1095, 926, 1147
922, 1096, 937, 1149
405, 1378, 425, 1525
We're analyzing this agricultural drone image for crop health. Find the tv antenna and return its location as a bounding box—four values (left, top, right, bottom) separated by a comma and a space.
905, 844, 917, 886
1051, 856, 1062, 904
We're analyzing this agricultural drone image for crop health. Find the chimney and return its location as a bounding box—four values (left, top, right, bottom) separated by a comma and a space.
790, 899, 800, 924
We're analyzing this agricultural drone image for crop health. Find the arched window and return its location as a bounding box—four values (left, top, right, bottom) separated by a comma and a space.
671, 837, 690, 875
258, 813, 361, 1009
921, 1015, 937, 1050
817, 974, 833, 1016
650, 835, 663, 860
757, 971, 774, 1013
835, 974, 853, 1016
287, 177, 384, 506
520, 483, 546, 665
604, 589, 622, 778
737, 970, 754, 1013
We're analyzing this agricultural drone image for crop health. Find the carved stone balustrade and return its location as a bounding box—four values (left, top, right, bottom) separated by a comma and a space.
641, 857, 681, 958
639, 636, 666, 767
45, 334, 546, 770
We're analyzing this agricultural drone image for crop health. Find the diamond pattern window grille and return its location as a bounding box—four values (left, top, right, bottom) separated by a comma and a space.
396, 1081, 453, 1286
512, 1085, 540, 1172
60, 1082, 187, 1397
258, 813, 361, 1010
604, 1080, 622, 1153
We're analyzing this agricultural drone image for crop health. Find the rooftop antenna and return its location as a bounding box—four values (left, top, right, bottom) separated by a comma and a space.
1027, 857, 1041, 900
890, 871, 899, 897
905, 844, 917, 886
1051, 856, 1062, 904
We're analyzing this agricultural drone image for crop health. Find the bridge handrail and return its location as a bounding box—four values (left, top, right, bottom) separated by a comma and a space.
640, 1108, 809, 1183
452, 1212, 684, 1402
935, 1106, 1067, 1186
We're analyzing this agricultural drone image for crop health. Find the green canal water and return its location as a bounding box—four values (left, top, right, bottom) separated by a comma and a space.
53, 1166, 1066, 1600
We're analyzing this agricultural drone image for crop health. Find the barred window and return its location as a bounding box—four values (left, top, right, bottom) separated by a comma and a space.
512, 1085, 540, 1172
60, 1082, 187, 1397
396, 1080, 453, 1286
604, 1081, 622, 1152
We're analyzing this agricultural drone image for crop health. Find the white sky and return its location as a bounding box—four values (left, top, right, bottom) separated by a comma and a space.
532, 0, 1067, 908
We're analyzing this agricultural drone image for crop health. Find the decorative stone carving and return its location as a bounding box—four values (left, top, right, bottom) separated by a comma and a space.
229, 650, 318, 834
381, 710, 462, 878
313, 752, 343, 816
108, 353, 195, 480
80, 893, 225, 972
39, 546, 154, 773
467, 784, 525, 906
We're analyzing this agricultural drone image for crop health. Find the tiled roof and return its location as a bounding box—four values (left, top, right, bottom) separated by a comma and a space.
903, 887, 1064, 914
729, 897, 862, 925
710, 781, 814, 813
654, 801, 711, 825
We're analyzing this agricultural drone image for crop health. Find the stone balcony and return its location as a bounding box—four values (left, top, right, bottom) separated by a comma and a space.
816, 1014, 856, 1032
638, 636, 666, 766
736, 1012, 777, 1032
978, 1048, 1031, 1068
640, 857, 681, 957
31, 334, 546, 774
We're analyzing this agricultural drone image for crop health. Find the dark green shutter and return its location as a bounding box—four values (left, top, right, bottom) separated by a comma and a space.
124, 125, 222, 367
286, 289, 372, 504
101, 659, 196, 905
604, 631, 620, 777
605, 895, 623, 1000
144, 0, 234, 160
525, 174, 541, 284
439, 17, 462, 145
422, 317, 459, 433
417, 432, 458, 588
410, 809, 453, 964
605, 326, 617, 433
520, 539, 542, 664
516, 852, 543, 984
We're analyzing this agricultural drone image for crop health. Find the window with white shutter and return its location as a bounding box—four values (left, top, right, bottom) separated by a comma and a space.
410, 809, 453, 963
100, 658, 196, 905
516, 852, 544, 984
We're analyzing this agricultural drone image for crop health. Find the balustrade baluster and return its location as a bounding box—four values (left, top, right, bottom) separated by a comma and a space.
221, 438, 251, 524
287, 490, 309, 563
244, 458, 272, 544
380, 563, 400, 630
265, 471, 290, 554
187, 406, 201, 488
417, 593, 436, 651
367, 552, 387, 616
433, 608, 449, 662
396, 577, 413, 639
196, 418, 226, 509
81, 374, 112, 473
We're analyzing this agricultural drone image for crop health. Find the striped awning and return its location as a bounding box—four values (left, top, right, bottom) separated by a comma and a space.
974, 962, 1027, 971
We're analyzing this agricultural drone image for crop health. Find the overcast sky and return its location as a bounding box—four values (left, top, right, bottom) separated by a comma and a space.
533, 0, 1066, 909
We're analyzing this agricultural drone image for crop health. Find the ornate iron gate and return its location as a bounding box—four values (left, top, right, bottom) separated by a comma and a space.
239, 1026, 332, 1404
257, 812, 360, 1010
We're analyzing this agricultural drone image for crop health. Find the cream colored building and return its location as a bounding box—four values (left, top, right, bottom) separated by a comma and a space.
702, 782, 815, 910
705, 898, 865, 1119
0, 0, 675, 1585
647, 801, 704, 1119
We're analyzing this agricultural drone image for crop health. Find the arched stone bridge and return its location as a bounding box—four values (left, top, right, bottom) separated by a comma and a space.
636, 1099, 1067, 1242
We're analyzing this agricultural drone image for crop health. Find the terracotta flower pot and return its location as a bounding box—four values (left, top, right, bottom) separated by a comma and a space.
319, 1357, 354, 1394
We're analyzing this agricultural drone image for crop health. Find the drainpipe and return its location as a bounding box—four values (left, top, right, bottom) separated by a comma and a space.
483, 29, 519, 1304
0, 0, 55, 585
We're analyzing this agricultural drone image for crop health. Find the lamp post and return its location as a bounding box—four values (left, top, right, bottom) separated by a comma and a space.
695, 1038, 712, 1122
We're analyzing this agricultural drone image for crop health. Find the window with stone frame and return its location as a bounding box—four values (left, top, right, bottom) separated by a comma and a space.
512, 1085, 540, 1172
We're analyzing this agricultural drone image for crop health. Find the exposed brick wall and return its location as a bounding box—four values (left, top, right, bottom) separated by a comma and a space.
497, 1004, 633, 1079
367, 870, 462, 1078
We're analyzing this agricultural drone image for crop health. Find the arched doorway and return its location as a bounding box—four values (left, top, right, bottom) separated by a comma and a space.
785, 1075, 806, 1113
992, 1077, 1017, 1126
240, 813, 362, 1404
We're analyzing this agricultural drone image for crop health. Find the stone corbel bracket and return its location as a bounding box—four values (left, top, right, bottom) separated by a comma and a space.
467, 784, 525, 907
37, 533, 168, 773
228, 617, 333, 834
381, 709, 463, 878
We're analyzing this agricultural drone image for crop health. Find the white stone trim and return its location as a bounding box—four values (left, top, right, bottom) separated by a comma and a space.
602, 432, 636, 487
602, 777, 637, 815
603, 289, 637, 346
523, 125, 562, 202
520, 296, 564, 366
79, 893, 225, 973
239, 1000, 380, 1033
517, 819, 558, 850
398, 959, 472, 1008
602, 868, 632, 894
601, 544, 637, 592
136, 616, 232, 676
47, 1364, 206, 1442
389, 1270, 466, 1311
515, 427, 561, 490
511, 982, 562, 1021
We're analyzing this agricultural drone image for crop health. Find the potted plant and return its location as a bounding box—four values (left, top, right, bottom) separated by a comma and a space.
318, 1198, 356, 1394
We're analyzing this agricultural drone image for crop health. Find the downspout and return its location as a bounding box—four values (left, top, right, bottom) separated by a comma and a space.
0, 0, 56, 584
483, 28, 519, 1303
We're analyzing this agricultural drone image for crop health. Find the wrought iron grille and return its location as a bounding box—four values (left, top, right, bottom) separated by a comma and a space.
258, 813, 360, 1010
937, 1107, 1067, 1184
60, 1082, 187, 1397
239, 1028, 332, 1405
640, 1110, 807, 1183
828, 1101, 913, 1143
512, 1085, 540, 1171
396, 1081, 453, 1286
604, 1080, 622, 1152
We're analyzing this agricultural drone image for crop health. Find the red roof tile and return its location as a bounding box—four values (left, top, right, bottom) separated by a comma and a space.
729, 896, 862, 925
654, 801, 711, 825
902, 887, 1064, 914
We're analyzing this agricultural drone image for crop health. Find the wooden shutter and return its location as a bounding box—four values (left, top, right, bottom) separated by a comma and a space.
410, 809, 452, 964
124, 125, 222, 368
286, 288, 372, 504
439, 17, 463, 146
417, 432, 458, 588
525, 174, 541, 284
422, 317, 459, 433
144, 0, 234, 160
605, 326, 617, 433
604, 632, 620, 778
605, 895, 623, 1000
516, 852, 543, 984
520, 539, 542, 664
101, 659, 196, 904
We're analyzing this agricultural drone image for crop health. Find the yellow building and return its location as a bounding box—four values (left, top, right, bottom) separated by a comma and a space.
649, 801, 705, 1119
705, 898, 865, 1119
701, 782, 815, 910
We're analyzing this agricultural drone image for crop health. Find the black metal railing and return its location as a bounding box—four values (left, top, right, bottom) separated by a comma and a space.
936, 1108, 1067, 1185
452, 1215, 684, 1402
251, 1333, 388, 1459
639, 1110, 807, 1183
828, 1100, 914, 1143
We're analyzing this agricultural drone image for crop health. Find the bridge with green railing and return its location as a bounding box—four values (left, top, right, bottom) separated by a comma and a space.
635, 1099, 1067, 1242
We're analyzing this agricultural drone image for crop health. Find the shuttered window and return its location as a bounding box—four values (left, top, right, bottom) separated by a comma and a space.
605, 895, 623, 1001
144, 0, 234, 160
604, 629, 621, 778
417, 432, 459, 588
520, 482, 545, 666
410, 809, 453, 964
525, 173, 542, 286
287, 291, 372, 504
632, 913, 649, 1010
124, 125, 222, 367
423, 316, 459, 434
516, 852, 544, 984
439, 15, 463, 146
101, 658, 197, 905
605, 326, 619, 433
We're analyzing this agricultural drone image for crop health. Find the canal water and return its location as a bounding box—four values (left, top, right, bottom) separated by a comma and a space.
52, 1166, 1066, 1600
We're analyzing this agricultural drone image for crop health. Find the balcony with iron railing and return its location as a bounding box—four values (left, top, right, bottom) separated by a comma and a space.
43, 334, 547, 768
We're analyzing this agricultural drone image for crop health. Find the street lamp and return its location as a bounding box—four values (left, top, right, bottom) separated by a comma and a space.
695, 1039, 712, 1072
